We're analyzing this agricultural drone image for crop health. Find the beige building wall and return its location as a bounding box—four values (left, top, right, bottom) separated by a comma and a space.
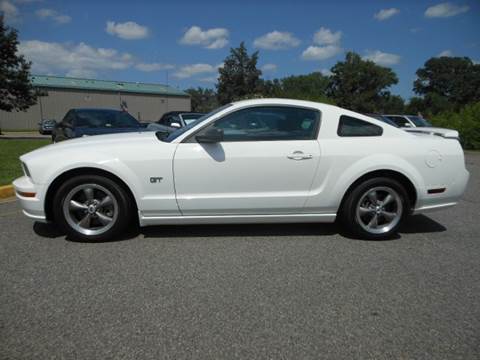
0, 87, 190, 130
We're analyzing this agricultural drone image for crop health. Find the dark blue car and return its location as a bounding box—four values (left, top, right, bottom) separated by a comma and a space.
52, 108, 148, 142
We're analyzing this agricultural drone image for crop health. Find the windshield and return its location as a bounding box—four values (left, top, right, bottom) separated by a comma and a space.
407, 116, 432, 127
161, 104, 232, 142
366, 114, 399, 127
74, 110, 140, 128
182, 114, 204, 125
385, 116, 411, 127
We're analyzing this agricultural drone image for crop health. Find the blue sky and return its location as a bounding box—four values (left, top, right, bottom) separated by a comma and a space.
2, 0, 479, 100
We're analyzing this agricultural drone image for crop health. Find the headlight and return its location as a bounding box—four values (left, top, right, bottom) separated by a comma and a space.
21, 162, 31, 178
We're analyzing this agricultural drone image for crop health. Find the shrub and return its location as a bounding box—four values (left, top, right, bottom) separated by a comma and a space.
430, 102, 480, 150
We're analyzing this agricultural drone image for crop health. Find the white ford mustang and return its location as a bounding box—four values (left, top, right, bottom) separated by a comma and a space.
14, 99, 469, 241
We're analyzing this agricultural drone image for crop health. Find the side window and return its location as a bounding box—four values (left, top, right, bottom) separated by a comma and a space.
201, 106, 320, 142
337, 115, 383, 137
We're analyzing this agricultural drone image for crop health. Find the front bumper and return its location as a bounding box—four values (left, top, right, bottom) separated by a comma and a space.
13, 176, 48, 222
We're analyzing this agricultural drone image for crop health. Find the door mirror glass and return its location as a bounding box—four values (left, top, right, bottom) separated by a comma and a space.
196, 128, 224, 143
170, 122, 181, 128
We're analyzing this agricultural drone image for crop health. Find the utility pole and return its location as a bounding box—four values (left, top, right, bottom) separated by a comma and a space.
165, 70, 169, 113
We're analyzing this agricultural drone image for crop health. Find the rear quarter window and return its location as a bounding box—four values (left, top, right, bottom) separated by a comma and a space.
337, 115, 383, 137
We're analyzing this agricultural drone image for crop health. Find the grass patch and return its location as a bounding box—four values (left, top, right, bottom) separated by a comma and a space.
0, 139, 50, 185
1, 129, 37, 133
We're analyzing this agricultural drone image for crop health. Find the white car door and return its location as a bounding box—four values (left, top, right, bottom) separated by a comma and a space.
173, 105, 321, 215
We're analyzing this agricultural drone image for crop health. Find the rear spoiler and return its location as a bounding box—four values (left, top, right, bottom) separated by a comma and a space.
403, 127, 459, 140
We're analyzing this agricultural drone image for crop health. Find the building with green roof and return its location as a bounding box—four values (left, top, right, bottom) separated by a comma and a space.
0, 75, 191, 130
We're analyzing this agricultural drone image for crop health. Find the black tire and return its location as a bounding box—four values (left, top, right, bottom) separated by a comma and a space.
52, 175, 133, 242
339, 177, 410, 240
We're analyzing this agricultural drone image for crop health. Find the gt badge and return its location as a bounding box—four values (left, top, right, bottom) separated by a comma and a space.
150, 177, 163, 183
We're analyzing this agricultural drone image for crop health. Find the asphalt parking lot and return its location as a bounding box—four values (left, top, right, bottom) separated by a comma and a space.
1, 153, 479, 359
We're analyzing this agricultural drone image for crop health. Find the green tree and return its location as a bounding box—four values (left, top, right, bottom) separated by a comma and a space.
261, 72, 331, 102
378, 94, 405, 113
185, 87, 218, 113
259, 78, 282, 97
405, 96, 427, 115
0, 16, 37, 112
217, 42, 262, 104
414, 56, 480, 113
327, 52, 398, 113
430, 102, 480, 150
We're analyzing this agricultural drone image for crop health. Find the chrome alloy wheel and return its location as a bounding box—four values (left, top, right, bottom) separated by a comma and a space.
62, 183, 119, 236
355, 186, 403, 235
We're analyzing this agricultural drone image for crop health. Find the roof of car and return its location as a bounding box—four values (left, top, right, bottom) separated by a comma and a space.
73, 108, 125, 112
31, 75, 189, 97
230, 98, 340, 111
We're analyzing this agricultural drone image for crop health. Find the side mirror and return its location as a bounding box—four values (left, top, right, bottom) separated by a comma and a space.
403, 123, 412, 128
196, 128, 224, 143
170, 122, 181, 128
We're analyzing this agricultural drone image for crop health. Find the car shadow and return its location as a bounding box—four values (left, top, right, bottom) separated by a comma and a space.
33, 222, 64, 238
142, 222, 338, 239
33, 222, 140, 243
400, 214, 447, 234
33, 214, 446, 243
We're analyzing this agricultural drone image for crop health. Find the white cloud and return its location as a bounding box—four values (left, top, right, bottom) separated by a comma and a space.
374, 8, 400, 21
261, 63, 277, 72
313, 27, 342, 45
135, 63, 174, 72
302, 45, 342, 61
106, 21, 149, 40
320, 68, 333, 76
425, 2, 469, 18
0, 0, 18, 21
363, 50, 401, 66
66, 68, 97, 78
35, 8, 71, 24
180, 26, 229, 49
18, 40, 135, 77
438, 49, 453, 57
199, 76, 218, 83
253, 31, 300, 50
173, 63, 217, 79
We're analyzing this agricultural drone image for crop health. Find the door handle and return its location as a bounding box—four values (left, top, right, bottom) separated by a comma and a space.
287, 151, 313, 160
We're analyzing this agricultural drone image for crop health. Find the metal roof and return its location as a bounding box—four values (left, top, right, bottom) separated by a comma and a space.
31, 75, 188, 97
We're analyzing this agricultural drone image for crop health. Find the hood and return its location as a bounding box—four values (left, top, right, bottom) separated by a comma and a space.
22, 131, 159, 160
403, 127, 459, 139
74, 127, 149, 136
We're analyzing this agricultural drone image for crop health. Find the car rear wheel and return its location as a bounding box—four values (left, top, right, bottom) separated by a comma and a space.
53, 175, 133, 242
339, 177, 410, 240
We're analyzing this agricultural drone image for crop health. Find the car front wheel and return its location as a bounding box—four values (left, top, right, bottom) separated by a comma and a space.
52, 175, 133, 241
339, 177, 409, 240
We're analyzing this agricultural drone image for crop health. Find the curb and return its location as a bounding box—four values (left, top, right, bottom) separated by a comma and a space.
1, 136, 51, 140
0, 185, 15, 199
